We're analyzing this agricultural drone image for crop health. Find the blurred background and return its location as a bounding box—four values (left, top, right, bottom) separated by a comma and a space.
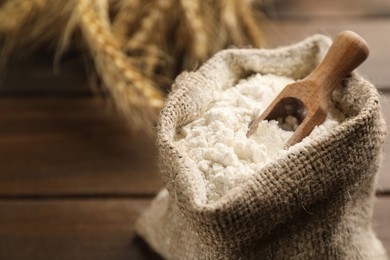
0, 0, 389, 259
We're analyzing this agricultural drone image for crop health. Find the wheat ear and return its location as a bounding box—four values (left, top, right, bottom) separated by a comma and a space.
179, 0, 208, 60
77, 0, 164, 132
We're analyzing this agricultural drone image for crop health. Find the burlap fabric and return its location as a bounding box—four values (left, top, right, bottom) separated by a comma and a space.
136, 35, 388, 259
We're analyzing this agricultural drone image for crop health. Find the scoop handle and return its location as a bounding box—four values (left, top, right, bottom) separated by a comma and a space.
306, 31, 369, 99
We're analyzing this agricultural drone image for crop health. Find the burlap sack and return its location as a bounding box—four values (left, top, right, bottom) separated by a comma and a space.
136, 34, 388, 259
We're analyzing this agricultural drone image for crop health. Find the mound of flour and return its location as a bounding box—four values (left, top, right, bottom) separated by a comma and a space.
175, 74, 344, 202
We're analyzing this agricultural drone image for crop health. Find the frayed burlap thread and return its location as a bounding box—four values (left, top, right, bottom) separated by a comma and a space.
136, 35, 388, 259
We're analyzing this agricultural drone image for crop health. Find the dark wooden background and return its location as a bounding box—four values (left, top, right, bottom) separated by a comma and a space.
0, 0, 389, 259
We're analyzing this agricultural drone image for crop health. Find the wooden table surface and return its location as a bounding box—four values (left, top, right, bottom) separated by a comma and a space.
0, 1, 389, 259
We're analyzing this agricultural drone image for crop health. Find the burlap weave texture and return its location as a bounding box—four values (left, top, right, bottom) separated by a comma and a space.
136, 35, 388, 259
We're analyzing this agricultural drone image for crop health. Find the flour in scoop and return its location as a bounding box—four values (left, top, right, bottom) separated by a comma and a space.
175, 74, 344, 202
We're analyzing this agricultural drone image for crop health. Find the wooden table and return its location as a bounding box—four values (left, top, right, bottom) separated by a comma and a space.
0, 0, 389, 259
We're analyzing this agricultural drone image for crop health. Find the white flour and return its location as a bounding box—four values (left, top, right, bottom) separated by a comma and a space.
175, 74, 345, 202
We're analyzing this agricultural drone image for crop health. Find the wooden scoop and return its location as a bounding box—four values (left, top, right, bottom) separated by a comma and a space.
246, 31, 369, 148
